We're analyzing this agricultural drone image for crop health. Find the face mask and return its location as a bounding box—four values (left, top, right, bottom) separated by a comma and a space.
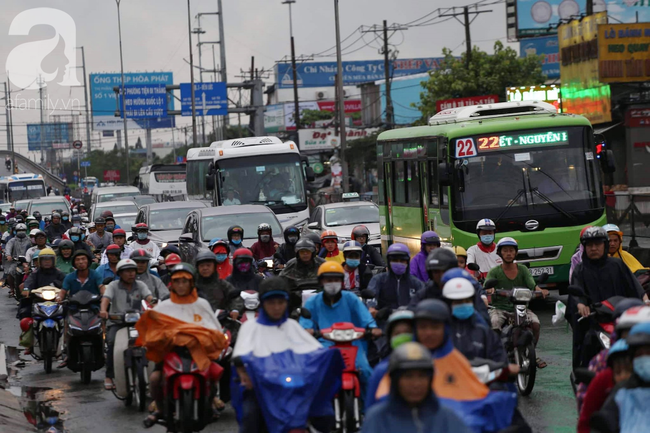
137, 232, 148, 241
73, 223, 80, 228
106, 224, 115, 230
237, 262, 251, 273
260, 235, 271, 243
390, 262, 407, 275
452, 303, 475, 320
232, 238, 241, 245
346, 259, 361, 269
16, 232, 26, 239
480, 234, 495, 245
323, 282, 341, 296
633, 355, 650, 382
215, 254, 228, 263
62, 217, 69, 222
390, 333, 413, 350
0, 221, 5, 225
287, 235, 299, 244
71, 236, 80, 242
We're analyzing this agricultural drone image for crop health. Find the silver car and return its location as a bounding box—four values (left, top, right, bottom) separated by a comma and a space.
302, 201, 380, 246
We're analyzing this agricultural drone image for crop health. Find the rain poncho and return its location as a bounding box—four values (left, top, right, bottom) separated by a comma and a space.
611, 245, 648, 274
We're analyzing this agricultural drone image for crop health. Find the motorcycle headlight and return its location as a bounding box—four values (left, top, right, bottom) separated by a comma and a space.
324, 329, 363, 342
129, 328, 139, 339
124, 312, 141, 323
598, 331, 611, 350
513, 288, 533, 302
160, 242, 168, 249
41, 290, 56, 301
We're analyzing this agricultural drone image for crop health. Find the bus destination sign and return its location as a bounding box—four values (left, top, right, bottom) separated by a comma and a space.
455, 130, 568, 158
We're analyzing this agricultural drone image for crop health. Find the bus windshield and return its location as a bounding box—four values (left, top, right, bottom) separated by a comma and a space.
451, 126, 603, 232
7, 181, 46, 200
216, 153, 307, 214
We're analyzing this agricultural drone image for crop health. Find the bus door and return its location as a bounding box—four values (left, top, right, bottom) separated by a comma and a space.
419, 160, 431, 231
382, 161, 394, 245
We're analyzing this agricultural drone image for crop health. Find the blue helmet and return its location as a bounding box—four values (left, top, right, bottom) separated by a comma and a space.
626, 322, 650, 347
387, 309, 415, 337
607, 340, 629, 366
387, 243, 411, 260
441, 267, 475, 285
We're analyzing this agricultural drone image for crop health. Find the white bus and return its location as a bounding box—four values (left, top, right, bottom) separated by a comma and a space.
82, 176, 98, 190
186, 136, 314, 228
137, 164, 187, 201
0, 173, 47, 202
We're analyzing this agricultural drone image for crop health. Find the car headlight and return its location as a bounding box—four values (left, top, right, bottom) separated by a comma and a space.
160, 242, 168, 249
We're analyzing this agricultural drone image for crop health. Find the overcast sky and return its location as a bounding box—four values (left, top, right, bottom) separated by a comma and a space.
1, 0, 514, 155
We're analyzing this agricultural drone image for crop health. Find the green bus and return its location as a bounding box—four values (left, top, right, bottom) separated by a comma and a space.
376, 101, 614, 285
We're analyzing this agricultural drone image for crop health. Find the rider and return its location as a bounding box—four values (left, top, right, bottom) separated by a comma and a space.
300, 262, 381, 404
208, 239, 233, 279
226, 248, 263, 293
227, 225, 245, 254
466, 218, 501, 278
570, 226, 593, 283
21, 247, 65, 301
341, 240, 371, 294
362, 342, 472, 433
410, 231, 441, 283
0, 215, 7, 236
60, 211, 72, 230
88, 217, 113, 251
68, 226, 93, 256
194, 249, 242, 315
250, 223, 278, 261
55, 240, 75, 274
274, 226, 300, 269
319, 230, 344, 264
5, 223, 32, 295
452, 246, 468, 269
99, 258, 153, 391
279, 238, 325, 292
33, 211, 45, 230
57, 250, 106, 302
25, 230, 48, 263
351, 225, 385, 268
44, 213, 67, 242
129, 223, 160, 259
102, 213, 119, 233
161, 253, 181, 287
369, 243, 424, 311
99, 229, 132, 264
603, 224, 648, 274
130, 249, 169, 300
407, 248, 458, 309
95, 244, 122, 282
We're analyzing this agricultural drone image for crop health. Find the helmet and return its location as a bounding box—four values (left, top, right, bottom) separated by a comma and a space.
496, 237, 518, 257
7, 218, 15, 228
161, 245, 181, 256
306, 232, 322, 247
29, 229, 40, 237
580, 226, 594, 238
32, 250, 40, 262
387, 243, 411, 260
133, 223, 149, 232
38, 247, 56, 260
130, 249, 151, 261
441, 268, 475, 285
116, 258, 138, 273
58, 240, 74, 251
257, 223, 272, 234
414, 299, 450, 323
232, 248, 254, 263
626, 322, 650, 347
420, 231, 441, 246
71, 215, 81, 222
452, 246, 467, 258
112, 228, 127, 237
209, 239, 229, 253
51, 213, 61, 220
425, 248, 457, 272
101, 210, 114, 218
283, 226, 300, 243
603, 224, 623, 239
165, 253, 182, 267
0, 215, 5, 221
15, 215, 24, 223
607, 340, 630, 366
476, 218, 496, 234
388, 342, 434, 376
32, 211, 41, 218
614, 298, 645, 320
105, 244, 122, 256
342, 241, 363, 256
580, 226, 608, 246
20, 317, 33, 332
170, 263, 197, 282
386, 309, 415, 338
258, 277, 290, 301
317, 261, 345, 280
351, 225, 370, 241
295, 238, 317, 254
15, 223, 27, 232
227, 225, 244, 242
320, 230, 338, 242
51, 238, 61, 250
71, 249, 92, 263
69, 226, 83, 238
93, 216, 105, 225
442, 277, 476, 300
616, 306, 650, 332
195, 249, 218, 265
61, 211, 70, 217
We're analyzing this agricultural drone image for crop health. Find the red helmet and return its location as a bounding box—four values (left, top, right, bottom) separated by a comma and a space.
134, 223, 149, 232
580, 226, 593, 238
20, 317, 34, 332
105, 244, 121, 255
232, 248, 254, 261
113, 228, 127, 237
165, 253, 181, 266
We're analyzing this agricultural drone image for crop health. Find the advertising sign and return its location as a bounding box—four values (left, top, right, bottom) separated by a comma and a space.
598, 23, 650, 83
26, 123, 72, 151
298, 127, 380, 152
103, 170, 121, 182
520, 36, 560, 78
559, 12, 611, 124
180, 82, 228, 116
119, 85, 168, 119
516, 0, 586, 38
435, 95, 499, 113
626, 108, 650, 128
264, 104, 285, 133
276, 58, 445, 88
90, 72, 175, 130
280, 100, 362, 131
506, 85, 560, 111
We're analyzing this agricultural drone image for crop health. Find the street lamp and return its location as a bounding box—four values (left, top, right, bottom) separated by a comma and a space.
282, 0, 301, 133
115, 0, 130, 184
187, 0, 198, 146
334, 0, 348, 192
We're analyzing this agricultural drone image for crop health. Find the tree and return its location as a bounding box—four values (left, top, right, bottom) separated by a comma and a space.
416, 41, 546, 121
296, 109, 334, 129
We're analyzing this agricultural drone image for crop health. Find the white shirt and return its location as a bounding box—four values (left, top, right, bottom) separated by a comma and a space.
129, 240, 161, 260
223, 198, 241, 206
466, 244, 502, 275
100, 245, 134, 265
154, 297, 222, 331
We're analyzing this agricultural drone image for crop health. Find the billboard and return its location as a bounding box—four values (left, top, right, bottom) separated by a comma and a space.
26, 123, 72, 152
276, 58, 445, 88
507, 85, 560, 111
435, 95, 499, 113
120, 85, 168, 119
520, 36, 560, 78
103, 170, 121, 182
598, 23, 650, 83
559, 12, 611, 125
265, 100, 362, 132
180, 82, 228, 116
90, 72, 175, 131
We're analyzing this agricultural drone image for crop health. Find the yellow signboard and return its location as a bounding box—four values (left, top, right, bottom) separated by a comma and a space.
559, 12, 611, 125
598, 23, 650, 83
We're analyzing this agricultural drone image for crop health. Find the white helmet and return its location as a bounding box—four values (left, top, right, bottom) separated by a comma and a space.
116, 258, 137, 274
476, 218, 496, 234
442, 277, 476, 300
29, 229, 40, 237
616, 306, 650, 331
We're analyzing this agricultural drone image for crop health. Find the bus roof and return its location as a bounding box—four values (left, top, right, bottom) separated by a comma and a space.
0, 173, 44, 182
187, 136, 299, 161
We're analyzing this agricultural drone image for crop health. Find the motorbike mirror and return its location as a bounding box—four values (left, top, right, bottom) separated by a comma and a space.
567, 285, 586, 298
375, 307, 393, 322
574, 367, 596, 385
228, 289, 243, 300
537, 272, 550, 285
300, 308, 312, 319
360, 289, 375, 300
467, 263, 480, 272
102, 277, 114, 286
483, 279, 498, 290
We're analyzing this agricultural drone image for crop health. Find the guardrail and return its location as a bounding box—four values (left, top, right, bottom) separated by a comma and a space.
611, 193, 650, 247
0, 151, 66, 190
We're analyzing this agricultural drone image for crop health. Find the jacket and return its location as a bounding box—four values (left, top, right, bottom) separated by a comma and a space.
578, 367, 614, 433
216, 260, 233, 280
250, 236, 278, 261
570, 255, 644, 305
226, 268, 263, 293
195, 273, 243, 313
362, 244, 385, 268
410, 250, 429, 282
591, 374, 650, 433
55, 255, 74, 274
369, 269, 425, 310
448, 312, 507, 363
44, 223, 67, 242
274, 243, 296, 265
23, 267, 66, 291
135, 272, 170, 300
408, 280, 490, 325
610, 246, 648, 274
279, 256, 325, 290
570, 245, 584, 282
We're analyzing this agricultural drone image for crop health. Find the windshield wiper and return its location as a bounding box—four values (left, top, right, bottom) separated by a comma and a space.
528, 187, 578, 223
494, 170, 529, 225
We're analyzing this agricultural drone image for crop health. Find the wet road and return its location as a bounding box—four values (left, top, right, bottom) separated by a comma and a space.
0, 290, 578, 433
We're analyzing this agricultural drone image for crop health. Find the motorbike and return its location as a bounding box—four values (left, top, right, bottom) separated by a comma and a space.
484, 273, 548, 396
111, 300, 154, 411
12, 256, 27, 303
214, 309, 239, 407
239, 290, 260, 323
65, 290, 105, 384
29, 286, 64, 373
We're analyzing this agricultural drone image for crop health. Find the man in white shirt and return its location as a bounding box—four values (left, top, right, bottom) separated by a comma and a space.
466, 218, 502, 278
223, 190, 241, 206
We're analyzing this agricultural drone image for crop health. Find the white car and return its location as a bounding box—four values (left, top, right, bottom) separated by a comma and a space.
302, 201, 380, 247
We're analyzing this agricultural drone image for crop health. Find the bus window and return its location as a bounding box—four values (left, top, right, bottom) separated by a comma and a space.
407, 161, 420, 205
394, 161, 406, 204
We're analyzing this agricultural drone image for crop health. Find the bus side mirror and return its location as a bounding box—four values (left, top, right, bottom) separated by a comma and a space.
305, 166, 315, 182
438, 162, 452, 186
595, 134, 615, 174
205, 175, 215, 191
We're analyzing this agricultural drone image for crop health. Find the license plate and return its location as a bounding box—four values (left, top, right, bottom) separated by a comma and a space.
530, 266, 554, 276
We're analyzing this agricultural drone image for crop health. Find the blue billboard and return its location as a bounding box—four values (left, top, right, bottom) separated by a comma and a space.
90, 72, 175, 130
26, 123, 72, 152
120, 84, 168, 119
520, 36, 559, 79
276, 58, 445, 88
180, 82, 228, 116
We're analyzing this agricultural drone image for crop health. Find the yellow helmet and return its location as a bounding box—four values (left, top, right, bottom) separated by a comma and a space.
38, 247, 57, 264
452, 246, 467, 258
317, 261, 345, 279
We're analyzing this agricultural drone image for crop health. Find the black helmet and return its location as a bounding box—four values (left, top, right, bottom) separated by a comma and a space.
15, 215, 24, 223
283, 226, 300, 243
388, 342, 434, 376
351, 225, 370, 241
580, 226, 608, 246
294, 238, 317, 254
94, 216, 106, 224
305, 231, 321, 247
58, 239, 74, 251
50, 213, 60, 220
227, 225, 244, 242
130, 249, 151, 262
71, 249, 92, 264
195, 249, 218, 265
161, 245, 181, 256
258, 277, 290, 301
425, 248, 457, 272
69, 226, 83, 237
0, 215, 5, 221
170, 263, 197, 282
414, 299, 450, 323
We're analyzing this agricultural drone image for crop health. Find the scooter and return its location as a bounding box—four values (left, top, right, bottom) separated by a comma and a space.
66, 290, 105, 384
214, 309, 239, 407
239, 290, 260, 323
30, 286, 64, 373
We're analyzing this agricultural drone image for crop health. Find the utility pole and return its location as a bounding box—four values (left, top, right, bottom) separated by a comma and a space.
362, 21, 408, 130
333, 0, 348, 192
282, 0, 301, 132
80, 47, 91, 157
38, 75, 45, 165
116, 0, 130, 184
439, 6, 492, 68
7, 77, 15, 173
586, 0, 593, 15
187, 0, 198, 146
217, 0, 229, 130
192, 19, 207, 145
3, 83, 11, 152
